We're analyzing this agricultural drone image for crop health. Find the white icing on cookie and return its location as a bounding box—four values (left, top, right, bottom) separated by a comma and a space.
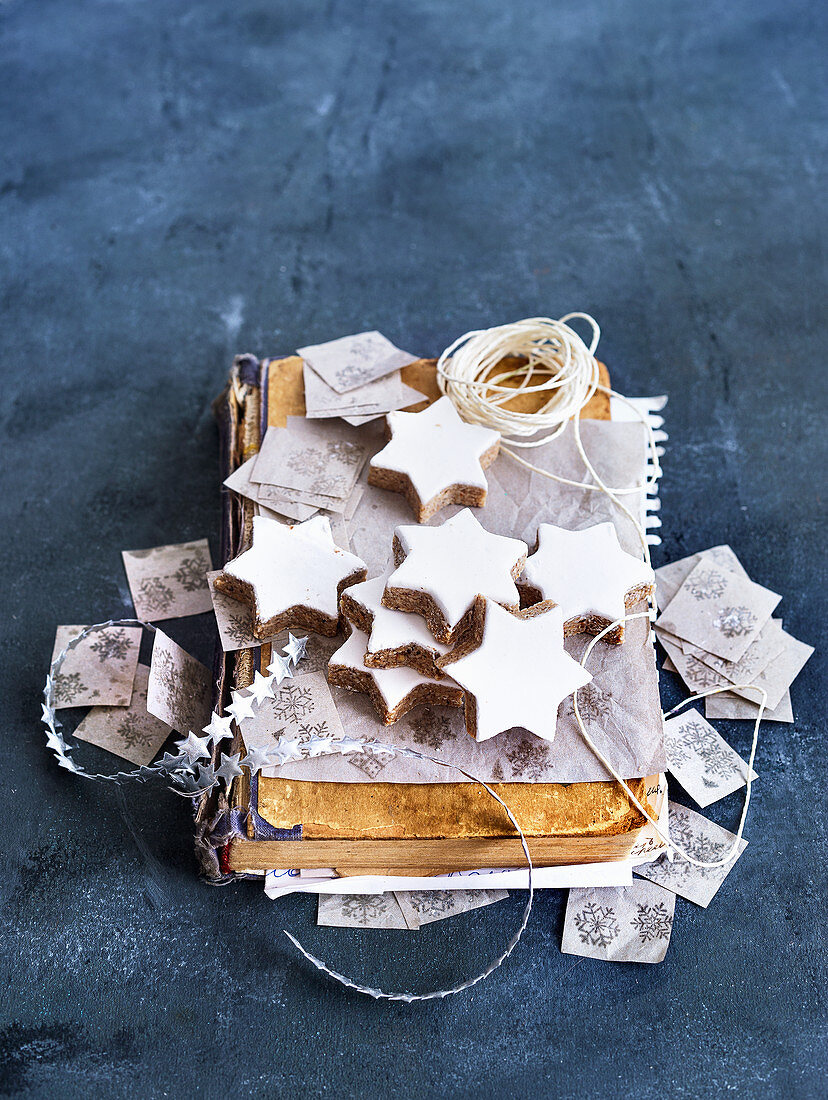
522, 522, 654, 625
346, 571, 452, 661
444, 599, 592, 743
329, 627, 457, 711
387, 508, 527, 631
369, 396, 500, 503
222, 515, 366, 621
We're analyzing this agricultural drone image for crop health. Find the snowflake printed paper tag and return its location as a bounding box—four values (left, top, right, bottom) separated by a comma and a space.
705, 688, 794, 724
679, 618, 785, 687
317, 889, 509, 930
146, 630, 212, 735
298, 331, 418, 394
394, 889, 509, 929
122, 539, 213, 621
656, 559, 780, 662
74, 664, 172, 766
239, 671, 345, 775
634, 802, 747, 908
50, 624, 142, 709
225, 458, 318, 522
655, 544, 748, 608
562, 880, 675, 963
664, 707, 757, 808
303, 362, 423, 420
207, 571, 278, 652
250, 420, 370, 502
317, 892, 410, 929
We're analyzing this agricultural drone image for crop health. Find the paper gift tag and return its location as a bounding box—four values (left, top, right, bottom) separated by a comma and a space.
74, 664, 172, 766
256, 481, 350, 514
317, 893, 410, 929
298, 331, 418, 394
634, 802, 747, 907
657, 559, 780, 661
122, 539, 213, 621
727, 627, 813, 711
664, 707, 757, 808
705, 688, 794, 723
656, 628, 729, 695
394, 889, 509, 930
225, 458, 318, 521
146, 630, 212, 735
207, 571, 278, 652
655, 545, 748, 608
679, 617, 786, 686
317, 889, 509, 930
337, 384, 425, 425
562, 880, 675, 963
251, 420, 370, 499
50, 624, 141, 709
240, 671, 345, 776
303, 363, 404, 418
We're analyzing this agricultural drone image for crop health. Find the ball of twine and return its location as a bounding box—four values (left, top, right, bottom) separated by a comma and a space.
436, 313, 601, 448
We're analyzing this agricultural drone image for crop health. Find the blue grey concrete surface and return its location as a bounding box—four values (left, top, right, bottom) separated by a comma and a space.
1, 1, 825, 1097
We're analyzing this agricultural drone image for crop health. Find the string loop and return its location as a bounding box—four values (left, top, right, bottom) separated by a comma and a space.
436, 314, 601, 447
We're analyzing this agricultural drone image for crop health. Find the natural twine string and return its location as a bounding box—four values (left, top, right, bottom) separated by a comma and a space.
436, 314, 661, 563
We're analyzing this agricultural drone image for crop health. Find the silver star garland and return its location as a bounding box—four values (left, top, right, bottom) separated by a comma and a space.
41, 618, 311, 798
42, 621, 539, 1004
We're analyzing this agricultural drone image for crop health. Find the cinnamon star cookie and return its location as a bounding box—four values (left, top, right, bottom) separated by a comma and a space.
327, 627, 463, 724
519, 522, 655, 644
383, 508, 528, 645
214, 515, 367, 639
438, 598, 592, 743
340, 570, 452, 678
368, 396, 501, 521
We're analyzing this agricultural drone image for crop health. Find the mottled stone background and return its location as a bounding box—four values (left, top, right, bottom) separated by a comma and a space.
1, 1, 824, 1097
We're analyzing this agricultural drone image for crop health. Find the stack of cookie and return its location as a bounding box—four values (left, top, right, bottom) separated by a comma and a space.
215, 395, 656, 746
329, 507, 655, 743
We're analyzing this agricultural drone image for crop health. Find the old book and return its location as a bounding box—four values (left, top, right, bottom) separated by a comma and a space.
196, 353, 663, 880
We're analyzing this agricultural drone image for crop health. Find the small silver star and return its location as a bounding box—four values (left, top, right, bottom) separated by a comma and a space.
333, 736, 365, 755
226, 690, 257, 723
171, 770, 204, 795
175, 730, 212, 764
45, 731, 64, 754
278, 736, 304, 761
56, 754, 79, 773
240, 744, 276, 773
156, 751, 189, 772
215, 752, 244, 782
40, 702, 53, 725
306, 736, 335, 758
196, 762, 218, 790
267, 653, 293, 685
283, 633, 308, 665
248, 671, 275, 705
268, 741, 293, 766
365, 741, 391, 755
202, 711, 234, 744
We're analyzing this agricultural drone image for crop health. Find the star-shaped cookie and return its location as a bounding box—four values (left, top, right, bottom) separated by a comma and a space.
368, 396, 501, 521
439, 598, 592, 743
214, 515, 367, 639
340, 570, 452, 678
327, 627, 463, 724
519, 522, 655, 644
383, 508, 528, 645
